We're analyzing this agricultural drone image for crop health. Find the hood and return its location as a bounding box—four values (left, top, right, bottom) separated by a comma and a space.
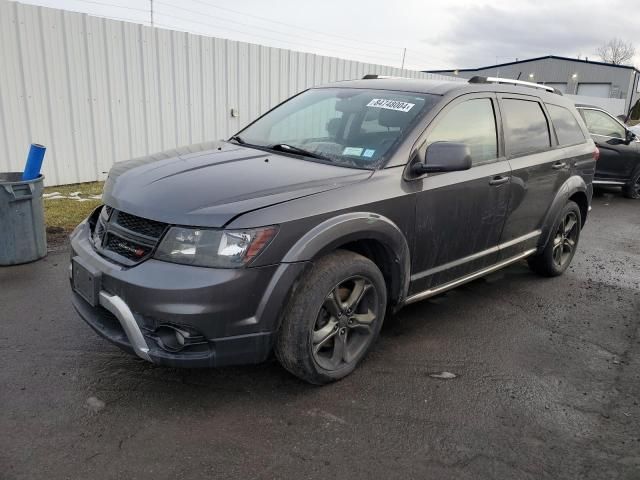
103, 141, 371, 227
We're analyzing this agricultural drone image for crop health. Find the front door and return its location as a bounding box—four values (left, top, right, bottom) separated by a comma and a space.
579, 108, 639, 180
409, 94, 511, 295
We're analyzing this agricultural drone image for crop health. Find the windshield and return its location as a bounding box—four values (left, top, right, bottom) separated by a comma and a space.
234, 88, 439, 169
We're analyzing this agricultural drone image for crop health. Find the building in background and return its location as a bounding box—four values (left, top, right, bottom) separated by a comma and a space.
427, 55, 640, 122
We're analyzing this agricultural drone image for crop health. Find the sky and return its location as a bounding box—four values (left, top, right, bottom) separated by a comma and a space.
14, 0, 640, 71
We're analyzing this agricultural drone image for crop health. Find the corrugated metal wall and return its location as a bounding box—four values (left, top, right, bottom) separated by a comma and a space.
0, 1, 458, 186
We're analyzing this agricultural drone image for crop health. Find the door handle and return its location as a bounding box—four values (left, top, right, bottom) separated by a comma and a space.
552, 161, 567, 170
488, 175, 510, 186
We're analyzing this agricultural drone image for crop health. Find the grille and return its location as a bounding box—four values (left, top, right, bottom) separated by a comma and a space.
92, 206, 168, 265
113, 210, 167, 238
105, 234, 152, 261
92, 219, 106, 246
92, 207, 110, 247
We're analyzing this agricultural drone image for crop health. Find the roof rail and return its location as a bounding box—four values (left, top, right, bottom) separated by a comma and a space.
362, 74, 411, 80
468, 76, 562, 95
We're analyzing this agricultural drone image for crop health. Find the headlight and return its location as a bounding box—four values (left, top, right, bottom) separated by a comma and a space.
154, 226, 277, 268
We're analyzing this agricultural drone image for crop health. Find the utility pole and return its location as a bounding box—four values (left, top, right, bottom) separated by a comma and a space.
150, 0, 154, 27
401, 48, 406, 70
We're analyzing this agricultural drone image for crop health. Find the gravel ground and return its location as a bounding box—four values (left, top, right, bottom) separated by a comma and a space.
1, 193, 639, 480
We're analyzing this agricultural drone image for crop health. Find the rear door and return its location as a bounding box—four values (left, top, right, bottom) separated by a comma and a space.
578, 107, 639, 181
496, 94, 569, 260
409, 93, 511, 294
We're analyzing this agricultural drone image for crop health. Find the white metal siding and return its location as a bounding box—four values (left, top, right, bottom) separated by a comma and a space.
0, 1, 459, 186
566, 95, 626, 116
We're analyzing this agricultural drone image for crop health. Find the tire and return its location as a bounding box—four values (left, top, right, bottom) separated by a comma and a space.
275, 250, 387, 385
528, 200, 582, 277
622, 169, 640, 199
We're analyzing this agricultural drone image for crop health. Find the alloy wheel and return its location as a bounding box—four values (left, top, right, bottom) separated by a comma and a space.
552, 211, 579, 268
311, 276, 379, 371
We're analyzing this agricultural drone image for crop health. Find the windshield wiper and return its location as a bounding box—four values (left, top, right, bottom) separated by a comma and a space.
229, 138, 333, 162
268, 143, 331, 161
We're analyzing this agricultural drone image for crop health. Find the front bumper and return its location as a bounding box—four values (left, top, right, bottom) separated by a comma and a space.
70, 221, 308, 367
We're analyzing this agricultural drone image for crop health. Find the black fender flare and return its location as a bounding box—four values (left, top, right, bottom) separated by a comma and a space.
538, 175, 589, 250
282, 212, 411, 305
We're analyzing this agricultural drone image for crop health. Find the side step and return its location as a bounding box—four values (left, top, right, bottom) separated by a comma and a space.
404, 248, 537, 305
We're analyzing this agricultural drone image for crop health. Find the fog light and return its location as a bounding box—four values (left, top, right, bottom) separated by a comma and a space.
152, 324, 206, 353
155, 326, 184, 352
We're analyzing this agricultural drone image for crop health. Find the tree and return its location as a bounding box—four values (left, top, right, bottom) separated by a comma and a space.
596, 38, 636, 65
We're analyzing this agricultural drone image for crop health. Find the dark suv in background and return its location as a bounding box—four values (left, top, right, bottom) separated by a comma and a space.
70, 75, 596, 384
576, 104, 640, 199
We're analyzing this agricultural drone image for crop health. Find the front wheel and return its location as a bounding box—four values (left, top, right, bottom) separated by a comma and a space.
528, 201, 582, 277
275, 250, 387, 384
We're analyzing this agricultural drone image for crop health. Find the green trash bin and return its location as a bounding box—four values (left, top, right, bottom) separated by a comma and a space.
0, 172, 47, 265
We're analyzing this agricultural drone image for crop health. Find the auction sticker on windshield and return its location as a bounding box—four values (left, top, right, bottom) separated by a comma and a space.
367, 99, 415, 112
343, 147, 364, 156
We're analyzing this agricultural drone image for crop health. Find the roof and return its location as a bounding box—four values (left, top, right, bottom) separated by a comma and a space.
312, 78, 576, 108
314, 78, 467, 95
426, 55, 640, 74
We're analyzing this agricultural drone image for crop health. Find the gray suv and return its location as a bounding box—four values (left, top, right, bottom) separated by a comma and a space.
70, 76, 596, 384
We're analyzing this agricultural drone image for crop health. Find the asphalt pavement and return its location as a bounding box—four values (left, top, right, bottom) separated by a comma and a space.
1, 193, 639, 480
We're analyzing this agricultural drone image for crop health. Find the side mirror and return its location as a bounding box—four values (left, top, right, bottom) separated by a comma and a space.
412, 142, 472, 175
626, 129, 637, 143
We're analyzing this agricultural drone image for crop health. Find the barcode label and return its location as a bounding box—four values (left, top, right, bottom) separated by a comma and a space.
366, 99, 415, 112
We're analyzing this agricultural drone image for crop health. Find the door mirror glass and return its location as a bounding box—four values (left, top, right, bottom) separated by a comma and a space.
414, 142, 472, 174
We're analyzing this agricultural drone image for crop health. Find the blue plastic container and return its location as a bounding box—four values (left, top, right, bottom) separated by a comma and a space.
22, 143, 46, 181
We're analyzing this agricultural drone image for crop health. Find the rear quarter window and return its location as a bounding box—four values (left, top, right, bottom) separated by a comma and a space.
501, 98, 551, 157
546, 104, 585, 146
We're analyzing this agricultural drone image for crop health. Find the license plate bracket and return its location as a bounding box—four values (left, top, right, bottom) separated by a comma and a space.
72, 257, 102, 307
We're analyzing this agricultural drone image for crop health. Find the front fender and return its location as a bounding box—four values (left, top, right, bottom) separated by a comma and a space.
282, 212, 411, 304
538, 175, 589, 250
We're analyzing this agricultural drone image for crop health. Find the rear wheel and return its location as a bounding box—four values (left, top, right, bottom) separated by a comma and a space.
528, 201, 581, 277
275, 250, 387, 384
622, 169, 640, 199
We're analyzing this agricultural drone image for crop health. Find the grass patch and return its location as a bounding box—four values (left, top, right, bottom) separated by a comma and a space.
44, 181, 105, 232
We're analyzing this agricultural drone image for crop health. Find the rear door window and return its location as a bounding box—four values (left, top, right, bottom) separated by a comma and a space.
546, 104, 586, 146
501, 98, 551, 157
425, 98, 498, 165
